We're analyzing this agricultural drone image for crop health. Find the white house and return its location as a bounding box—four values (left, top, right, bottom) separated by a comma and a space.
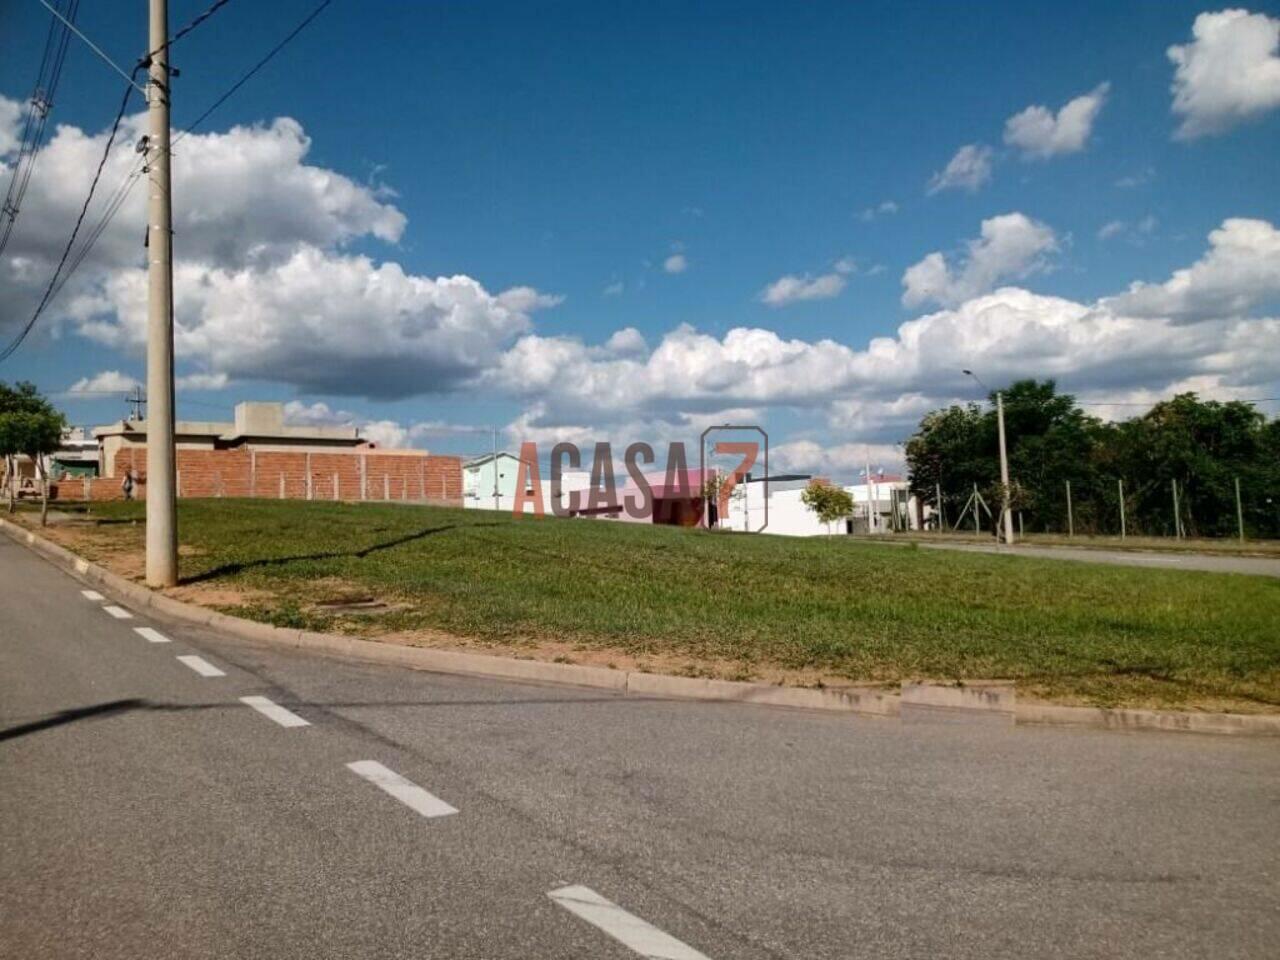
463, 453, 594, 514
462, 452, 526, 510
722, 472, 927, 537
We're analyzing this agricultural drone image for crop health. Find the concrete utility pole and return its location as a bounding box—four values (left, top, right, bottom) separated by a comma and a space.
1118, 478, 1126, 540
1172, 479, 1182, 540
1235, 476, 1245, 542
145, 0, 178, 587
995, 391, 1014, 544
964, 370, 1014, 545
1065, 480, 1074, 538
492, 426, 499, 511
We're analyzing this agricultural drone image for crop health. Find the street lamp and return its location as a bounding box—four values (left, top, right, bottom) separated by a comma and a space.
963, 369, 1015, 545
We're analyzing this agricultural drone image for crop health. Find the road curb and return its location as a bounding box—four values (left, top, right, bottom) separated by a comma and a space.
4, 517, 1278, 736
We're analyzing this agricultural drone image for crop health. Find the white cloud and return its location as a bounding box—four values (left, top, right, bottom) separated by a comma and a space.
284, 400, 353, 427
176, 371, 230, 391
359, 419, 410, 449
927, 144, 994, 194
496, 286, 565, 312
0, 107, 557, 401
0, 96, 22, 156
1168, 9, 1280, 139
13, 102, 1279, 453
759, 272, 847, 307
0, 107, 563, 405
773, 441, 904, 477
858, 200, 899, 222
1115, 167, 1155, 189
1098, 216, 1157, 244
603, 326, 648, 356
478, 220, 1280, 446
78, 246, 557, 398
1, 111, 406, 308
67, 368, 225, 397
284, 399, 413, 449
486, 287, 1279, 446
407, 419, 488, 439
901, 213, 1057, 308
663, 253, 688, 274
1098, 220, 1126, 241
67, 370, 140, 394
1107, 218, 1280, 320
1004, 83, 1110, 158
602, 280, 624, 296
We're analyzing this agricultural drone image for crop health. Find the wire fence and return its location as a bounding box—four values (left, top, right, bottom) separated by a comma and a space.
930, 474, 1280, 542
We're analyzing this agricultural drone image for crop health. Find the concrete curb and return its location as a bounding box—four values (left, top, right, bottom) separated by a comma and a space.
4, 517, 1278, 736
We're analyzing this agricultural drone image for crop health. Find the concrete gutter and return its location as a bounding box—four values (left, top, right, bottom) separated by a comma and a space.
4, 517, 1278, 737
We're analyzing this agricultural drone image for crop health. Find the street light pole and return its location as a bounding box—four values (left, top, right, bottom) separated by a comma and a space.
145, 0, 178, 587
995, 391, 1014, 544
963, 370, 1014, 545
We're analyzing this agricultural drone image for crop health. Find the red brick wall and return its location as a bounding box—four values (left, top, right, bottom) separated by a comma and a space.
67, 444, 462, 505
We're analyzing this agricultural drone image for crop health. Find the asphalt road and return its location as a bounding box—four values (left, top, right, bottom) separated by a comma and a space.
918, 539, 1280, 577
2, 535, 1278, 959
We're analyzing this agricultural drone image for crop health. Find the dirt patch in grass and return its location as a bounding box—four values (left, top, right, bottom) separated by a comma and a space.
367, 629, 878, 689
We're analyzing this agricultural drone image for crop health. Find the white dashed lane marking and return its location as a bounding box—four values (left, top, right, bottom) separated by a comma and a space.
134, 627, 171, 644
177, 655, 225, 677
548, 885, 713, 960
346, 760, 458, 819
240, 695, 310, 728
102, 605, 133, 619
80, 589, 105, 601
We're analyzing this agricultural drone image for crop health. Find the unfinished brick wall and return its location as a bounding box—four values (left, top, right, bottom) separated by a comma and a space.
66, 444, 462, 505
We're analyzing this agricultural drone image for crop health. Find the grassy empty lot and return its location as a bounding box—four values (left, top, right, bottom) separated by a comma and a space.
24, 499, 1280, 712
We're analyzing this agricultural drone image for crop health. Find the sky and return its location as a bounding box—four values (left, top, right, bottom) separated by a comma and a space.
1, 0, 1279, 478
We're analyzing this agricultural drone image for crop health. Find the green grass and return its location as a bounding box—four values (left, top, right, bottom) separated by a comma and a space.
36, 499, 1280, 711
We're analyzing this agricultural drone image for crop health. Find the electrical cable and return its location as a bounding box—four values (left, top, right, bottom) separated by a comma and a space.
0, 0, 80, 256
1, 0, 335, 364
0, 76, 138, 365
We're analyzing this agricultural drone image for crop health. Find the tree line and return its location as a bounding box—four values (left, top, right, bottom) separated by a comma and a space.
904, 380, 1280, 539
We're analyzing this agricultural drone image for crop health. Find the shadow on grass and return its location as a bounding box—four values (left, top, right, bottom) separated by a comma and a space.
182, 522, 505, 585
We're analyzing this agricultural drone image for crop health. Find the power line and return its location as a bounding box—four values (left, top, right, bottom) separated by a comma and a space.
2, 0, 335, 363
35, 0, 148, 95
142, 0, 234, 63
0, 0, 80, 256
0, 77, 139, 365
176, 0, 332, 140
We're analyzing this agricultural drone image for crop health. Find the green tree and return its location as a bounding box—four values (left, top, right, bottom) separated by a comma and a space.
1103, 394, 1269, 537
0, 381, 67, 525
906, 383, 1278, 540
800, 480, 854, 535
906, 380, 1104, 533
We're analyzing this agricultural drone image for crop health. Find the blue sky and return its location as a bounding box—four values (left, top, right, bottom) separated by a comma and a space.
1, 1, 1278, 475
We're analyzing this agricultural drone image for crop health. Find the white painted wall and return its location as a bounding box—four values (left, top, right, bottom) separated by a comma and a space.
723, 479, 927, 537
465, 468, 595, 514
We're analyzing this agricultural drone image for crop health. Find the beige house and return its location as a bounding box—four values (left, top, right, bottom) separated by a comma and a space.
93, 401, 366, 479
